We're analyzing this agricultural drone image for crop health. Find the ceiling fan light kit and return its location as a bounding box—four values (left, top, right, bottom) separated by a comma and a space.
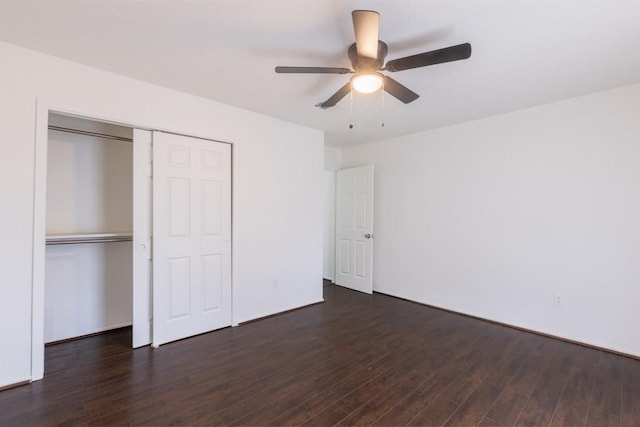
275, 10, 472, 109
352, 72, 384, 94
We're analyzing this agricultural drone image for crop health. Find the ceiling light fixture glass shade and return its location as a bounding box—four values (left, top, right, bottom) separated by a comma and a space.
351, 72, 383, 94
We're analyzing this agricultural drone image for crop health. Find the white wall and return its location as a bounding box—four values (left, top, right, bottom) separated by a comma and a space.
324, 146, 341, 170
342, 82, 640, 357
45, 243, 133, 342
47, 114, 133, 234
0, 41, 323, 387
45, 115, 133, 343
322, 170, 336, 280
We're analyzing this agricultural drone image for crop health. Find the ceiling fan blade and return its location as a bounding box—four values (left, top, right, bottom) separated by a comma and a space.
316, 82, 351, 109
383, 76, 419, 104
385, 43, 472, 72
352, 10, 380, 59
275, 66, 352, 74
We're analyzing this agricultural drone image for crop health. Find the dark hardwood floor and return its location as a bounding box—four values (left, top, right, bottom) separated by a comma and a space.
2, 284, 640, 426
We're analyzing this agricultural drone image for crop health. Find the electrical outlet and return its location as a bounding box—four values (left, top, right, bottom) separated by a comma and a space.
554, 294, 562, 306
272, 279, 278, 289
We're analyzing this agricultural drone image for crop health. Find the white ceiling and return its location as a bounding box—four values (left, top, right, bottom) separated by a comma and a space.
1, 1, 640, 148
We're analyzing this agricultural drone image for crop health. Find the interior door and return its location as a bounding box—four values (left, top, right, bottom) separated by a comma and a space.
335, 165, 374, 294
152, 131, 232, 347
132, 129, 152, 348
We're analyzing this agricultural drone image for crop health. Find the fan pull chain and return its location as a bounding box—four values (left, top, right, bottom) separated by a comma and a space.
349, 87, 354, 129
381, 80, 385, 128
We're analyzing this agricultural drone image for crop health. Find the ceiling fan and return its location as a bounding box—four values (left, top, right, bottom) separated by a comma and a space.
275, 10, 472, 109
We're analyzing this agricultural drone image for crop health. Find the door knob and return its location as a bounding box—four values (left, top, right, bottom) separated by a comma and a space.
364, 234, 372, 239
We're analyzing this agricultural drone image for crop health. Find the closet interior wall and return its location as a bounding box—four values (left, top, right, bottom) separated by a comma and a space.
45, 113, 133, 343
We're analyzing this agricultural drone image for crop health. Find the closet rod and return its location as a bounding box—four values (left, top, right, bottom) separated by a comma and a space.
46, 232, 133, 246
48, 125, 133, 142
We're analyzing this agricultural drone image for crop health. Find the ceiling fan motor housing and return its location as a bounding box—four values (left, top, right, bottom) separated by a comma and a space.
348, 41, 388, 72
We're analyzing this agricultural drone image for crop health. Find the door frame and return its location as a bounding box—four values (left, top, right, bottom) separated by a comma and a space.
322, 169, 337, 282
31, 98, 234, 381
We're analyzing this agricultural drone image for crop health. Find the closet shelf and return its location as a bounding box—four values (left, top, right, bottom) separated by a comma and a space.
46, 232, 133, 245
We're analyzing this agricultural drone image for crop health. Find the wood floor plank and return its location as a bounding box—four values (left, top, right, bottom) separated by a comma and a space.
484, 337, 558, 425
405, 344, 498, 427
271, 381, 364, 426
548, 347, 597, 427
1, 285, 639, 427
514, 344, 575, 426
300, 403, 350, 427
224, 339, 397, 425
407, 396, 462, 427
586, 350, 624, 423
585, 410, 621, 427
621, 357, 640, 427
478, 414, 509, 426
443, 374, 510, 426
335, 355, 439, 426
243, 360, 374, 425
438, 357, 493, 404
372, 357, 470, 426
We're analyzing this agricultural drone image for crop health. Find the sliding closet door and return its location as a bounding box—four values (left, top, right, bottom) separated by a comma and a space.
132, 129, 152, 348
152, 132, 232, 347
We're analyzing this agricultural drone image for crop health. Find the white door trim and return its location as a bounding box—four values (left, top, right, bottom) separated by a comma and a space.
31, 98, 234, 381
323, 170, 336, 281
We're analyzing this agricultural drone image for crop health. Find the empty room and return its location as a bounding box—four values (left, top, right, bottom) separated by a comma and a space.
1, 1, 640, 426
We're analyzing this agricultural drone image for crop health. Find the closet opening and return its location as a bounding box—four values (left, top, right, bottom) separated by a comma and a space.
34, 105, 233, 381
44, 113, 135, 355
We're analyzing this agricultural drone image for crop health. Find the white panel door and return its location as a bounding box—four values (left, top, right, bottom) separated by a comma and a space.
132, 129, 152, 348
335, 165, 374, 294
152, 132, 231, 347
